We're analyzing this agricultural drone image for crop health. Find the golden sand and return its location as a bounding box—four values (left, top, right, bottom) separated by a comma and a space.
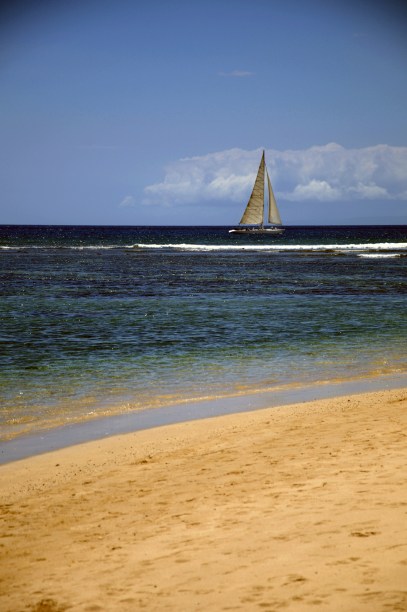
1, 388, 406, 611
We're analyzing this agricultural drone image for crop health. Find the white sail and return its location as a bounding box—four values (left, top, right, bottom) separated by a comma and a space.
239, 151, 265, 226
266, 168, 282, 226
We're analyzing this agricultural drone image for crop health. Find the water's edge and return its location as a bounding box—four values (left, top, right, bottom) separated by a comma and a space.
1, 372, 406, 465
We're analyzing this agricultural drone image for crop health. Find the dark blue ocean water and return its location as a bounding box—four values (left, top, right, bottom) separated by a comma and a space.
1, 225, 406, 440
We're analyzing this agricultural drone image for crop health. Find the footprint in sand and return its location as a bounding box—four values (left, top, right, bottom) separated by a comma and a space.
28, 598, 68, 612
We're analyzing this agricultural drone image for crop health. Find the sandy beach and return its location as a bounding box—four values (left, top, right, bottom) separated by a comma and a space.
1, 387, 406, 611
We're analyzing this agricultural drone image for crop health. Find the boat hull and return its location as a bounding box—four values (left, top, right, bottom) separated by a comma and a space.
229, 227, 285, 235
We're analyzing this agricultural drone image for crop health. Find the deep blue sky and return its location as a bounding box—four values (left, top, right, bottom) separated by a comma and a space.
1, 0, 406, 225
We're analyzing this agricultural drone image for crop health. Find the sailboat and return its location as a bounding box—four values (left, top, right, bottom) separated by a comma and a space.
229, 150, 284, 234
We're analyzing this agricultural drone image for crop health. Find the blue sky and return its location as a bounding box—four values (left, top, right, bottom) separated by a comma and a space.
1, 0, 406, 225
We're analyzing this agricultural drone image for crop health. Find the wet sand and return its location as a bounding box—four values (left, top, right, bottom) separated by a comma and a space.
1, 387, 406, 611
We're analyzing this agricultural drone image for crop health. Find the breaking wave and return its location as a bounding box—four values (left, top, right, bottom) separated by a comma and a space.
131, 242, 407, 253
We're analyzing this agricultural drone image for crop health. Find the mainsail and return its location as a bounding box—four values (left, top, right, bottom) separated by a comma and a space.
239, 151, 265, 225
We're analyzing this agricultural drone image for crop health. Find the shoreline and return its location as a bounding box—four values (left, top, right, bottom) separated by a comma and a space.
1, 370, 406, 465
1, 386, 406, 611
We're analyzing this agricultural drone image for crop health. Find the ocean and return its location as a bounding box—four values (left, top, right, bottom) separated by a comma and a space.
1, 224, 406, 442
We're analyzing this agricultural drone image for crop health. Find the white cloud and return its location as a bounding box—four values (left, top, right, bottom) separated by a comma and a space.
119, 195, 135, 207
143, 144, 407, 206
348, 183, 390, 199
287, 180, 341, 201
